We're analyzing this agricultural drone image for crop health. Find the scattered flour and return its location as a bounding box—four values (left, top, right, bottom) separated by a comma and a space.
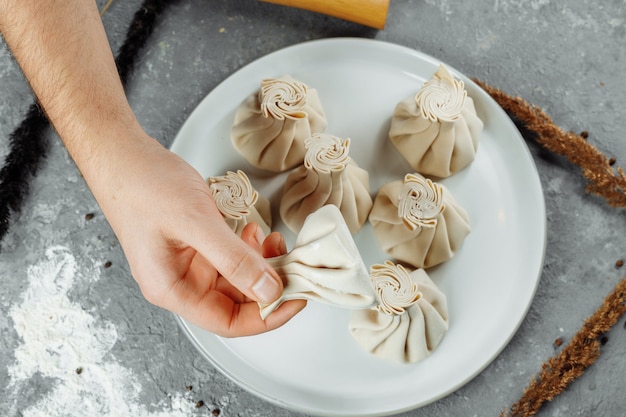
6, 246, 198, 417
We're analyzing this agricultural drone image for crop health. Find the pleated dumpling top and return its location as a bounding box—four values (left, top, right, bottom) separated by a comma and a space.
350, 261, 449, 364
208, 170, 272, 236
369, 172, 470, 269
389, 64, 483, 178
280, 133, 372, 234
231, 75, 327, 172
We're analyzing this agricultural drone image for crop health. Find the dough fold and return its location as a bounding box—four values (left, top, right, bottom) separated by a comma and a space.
231, 75, 327, 172
389, 65, 483, 178
350, 261, 449, 364
259, 205, 376, 319
280, 133, 372, 234
369, 173, 470, 269
208, 170, 272, 236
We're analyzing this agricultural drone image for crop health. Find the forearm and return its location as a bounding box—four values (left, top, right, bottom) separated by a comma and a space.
0, 0, 150, 186
0, 0, 292, 333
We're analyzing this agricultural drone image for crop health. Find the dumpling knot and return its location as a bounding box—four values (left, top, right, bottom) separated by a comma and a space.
260, 77, 309, 120
398, 173, 445, 231
208, 170, 258, 220
371, 261, 422, 316
415, 64, 466, 123
304, 133, 352, 173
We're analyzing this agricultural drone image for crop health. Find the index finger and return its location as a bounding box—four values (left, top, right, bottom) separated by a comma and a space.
182, 290, 306, 337
185, 208, 284, 305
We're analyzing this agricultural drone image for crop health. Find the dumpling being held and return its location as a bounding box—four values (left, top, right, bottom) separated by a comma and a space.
369, 172, 470, 269
349, 261, 449, 364
280, 133, 373, 234
259, 205, 376, 319
231, 75, 327, 172
389, 64, 483, 178
208, 170, 272, 236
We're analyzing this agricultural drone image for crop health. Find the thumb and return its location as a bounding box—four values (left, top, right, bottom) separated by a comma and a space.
189, 216, 283, 304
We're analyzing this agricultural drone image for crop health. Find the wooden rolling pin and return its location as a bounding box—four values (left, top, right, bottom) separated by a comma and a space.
260, 0, 390, 29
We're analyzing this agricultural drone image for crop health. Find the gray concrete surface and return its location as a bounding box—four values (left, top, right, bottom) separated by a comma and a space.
2, 0, 626, 416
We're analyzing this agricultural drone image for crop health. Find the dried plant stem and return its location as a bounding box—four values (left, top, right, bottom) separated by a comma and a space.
500, 276, 626, 417
100, 0, 114, 16
474, 79, 626, 209
475, 80, 626, 416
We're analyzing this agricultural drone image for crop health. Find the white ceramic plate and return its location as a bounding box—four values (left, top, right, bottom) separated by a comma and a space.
170, 38, 546, 417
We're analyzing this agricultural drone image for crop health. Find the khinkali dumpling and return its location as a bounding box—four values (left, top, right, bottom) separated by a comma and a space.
259, 205, 376, 319
350, 261, 449, 364
369, 172, 470, 269
280, 133, 373, 234
389, 64, 483, 178
208, 170, 272, 236
231, 75, 327, 172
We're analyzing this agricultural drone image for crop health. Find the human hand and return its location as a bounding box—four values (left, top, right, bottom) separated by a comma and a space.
0, 0, 306, 337
89, 135, 306, 337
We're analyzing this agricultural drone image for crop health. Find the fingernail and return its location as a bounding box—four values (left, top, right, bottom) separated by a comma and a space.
251, 271, 281, 304
255, 225, 266, 246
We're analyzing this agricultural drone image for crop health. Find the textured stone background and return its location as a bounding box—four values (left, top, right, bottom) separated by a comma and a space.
1, 0, 626, 416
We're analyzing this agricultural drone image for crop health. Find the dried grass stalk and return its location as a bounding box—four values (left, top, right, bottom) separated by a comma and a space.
473, 80, 626, 416
474, 79, 626, 209
500, 277, 626, 417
